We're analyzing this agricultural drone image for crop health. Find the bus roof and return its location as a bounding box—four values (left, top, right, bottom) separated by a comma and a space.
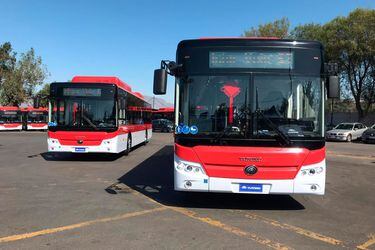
199, 37, 279, 40
153, 107, 174, 113
71, 76, 132, 92
178, 38, 323, 50
0, 106, 20, 111
21, 107, 48, 112
71, 76, 148, 102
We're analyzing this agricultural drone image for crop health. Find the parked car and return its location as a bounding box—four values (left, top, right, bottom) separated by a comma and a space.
326, 123, 367, 142
362, 124, 375, 144
152, 119, 174, 132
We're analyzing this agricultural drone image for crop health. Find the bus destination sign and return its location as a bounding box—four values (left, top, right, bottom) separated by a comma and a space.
209, 51, 294, 69
63, 88, 102, 97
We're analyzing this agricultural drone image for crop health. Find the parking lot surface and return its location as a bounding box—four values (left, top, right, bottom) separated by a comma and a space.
0, 132, 374, 249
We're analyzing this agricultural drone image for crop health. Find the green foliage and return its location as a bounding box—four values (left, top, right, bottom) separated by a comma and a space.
36, 83, 50, 107
290, 23, 323, 41
1, 69, 24, 106
0, 42, 16, 82
243, 17, 290, 38
18, 48, 49, 99
322, 8, 375, 119
0, 43, 48, 106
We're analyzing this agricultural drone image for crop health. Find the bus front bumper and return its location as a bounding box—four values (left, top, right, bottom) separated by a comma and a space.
47, 136, 126, 154
174, 155, 326, 195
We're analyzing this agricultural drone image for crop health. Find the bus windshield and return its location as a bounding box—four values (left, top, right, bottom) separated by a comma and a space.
179, 74, 323, 139
51, 98, 116, 130
0, 111, 22, 124
28, 111, 48, 123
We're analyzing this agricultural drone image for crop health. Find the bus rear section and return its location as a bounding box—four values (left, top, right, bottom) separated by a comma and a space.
0, 107, 23, 131
23, 107, 48, 130
47, 76, 152, 154
153, 38, 340, 195
152, 107, 175, 122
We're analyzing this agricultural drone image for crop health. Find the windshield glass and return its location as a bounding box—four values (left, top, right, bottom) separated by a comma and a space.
334, 124, 353, 130
0, 111, 22, 123
28, 111, 48, 123
178, 74, 323, 139
51, 98, 116, 130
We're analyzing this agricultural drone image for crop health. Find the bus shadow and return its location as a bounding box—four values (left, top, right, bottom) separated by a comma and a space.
40, 144, 145, 162
40, 152, 125, 161
108, 146, 305, 211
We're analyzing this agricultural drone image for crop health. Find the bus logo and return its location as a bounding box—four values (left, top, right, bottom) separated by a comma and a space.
244, 165, 258, 175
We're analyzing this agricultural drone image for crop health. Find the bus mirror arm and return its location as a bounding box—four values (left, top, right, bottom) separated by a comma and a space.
160, 60, 183, 77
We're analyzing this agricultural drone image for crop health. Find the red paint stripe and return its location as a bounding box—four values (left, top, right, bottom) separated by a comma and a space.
29, 123, 48, 128
2, 123, 22, 128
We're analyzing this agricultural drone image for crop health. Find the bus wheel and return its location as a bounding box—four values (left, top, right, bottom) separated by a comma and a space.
124, 135, 132, 155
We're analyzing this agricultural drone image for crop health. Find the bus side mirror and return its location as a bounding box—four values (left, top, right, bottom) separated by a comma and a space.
327, 76, 340, 99
153, 69, 167, 95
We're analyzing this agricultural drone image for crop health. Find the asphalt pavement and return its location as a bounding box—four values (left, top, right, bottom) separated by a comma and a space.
0, 132, 374, 249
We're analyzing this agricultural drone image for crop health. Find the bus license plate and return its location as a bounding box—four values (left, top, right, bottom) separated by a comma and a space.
239, 183, 263, 193
74, 147, 87, 152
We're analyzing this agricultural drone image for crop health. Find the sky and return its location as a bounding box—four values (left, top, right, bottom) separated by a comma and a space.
1, 0, 374, 102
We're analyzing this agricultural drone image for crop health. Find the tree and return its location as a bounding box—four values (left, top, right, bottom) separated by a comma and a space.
290, 23, 323, 41
0, 42, 17, 103
291, 9, 375, 120
0, 46, 48, 106
1, 70, 24, 106
18, 48, 48, 100
35, 83, 50, 107
243, 17, 290, 38
322, 8, 375, 120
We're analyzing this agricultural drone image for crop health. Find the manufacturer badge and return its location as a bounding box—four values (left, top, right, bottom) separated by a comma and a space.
244, 165, 258, 175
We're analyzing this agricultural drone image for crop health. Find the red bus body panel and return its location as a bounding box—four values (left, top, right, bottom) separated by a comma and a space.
175, 143, 325, 180
48, 124, 152, 146
0, 106, 22, 129
22, 107, 48, 128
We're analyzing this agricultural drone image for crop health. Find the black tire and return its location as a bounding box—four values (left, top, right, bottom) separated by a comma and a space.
124, 135, 132, 155
346, 134, 352, 142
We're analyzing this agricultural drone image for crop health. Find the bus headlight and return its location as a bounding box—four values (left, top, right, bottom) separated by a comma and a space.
174, 156, 206, 175
301, 166, 324, 176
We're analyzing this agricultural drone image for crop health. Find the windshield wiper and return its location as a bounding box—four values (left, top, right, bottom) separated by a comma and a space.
82, 114, 98, 130
255, 109, 292, 146
254, 86, 291, 146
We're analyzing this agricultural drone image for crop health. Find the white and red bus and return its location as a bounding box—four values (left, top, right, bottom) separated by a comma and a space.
0, 106, 23, 131
47, 76, 152, 154
152, 107, 175, 122
22, 107, 48, 130
153, 38, 339, 195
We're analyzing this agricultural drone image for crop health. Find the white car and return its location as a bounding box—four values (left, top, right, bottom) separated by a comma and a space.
326, 123, 367, 142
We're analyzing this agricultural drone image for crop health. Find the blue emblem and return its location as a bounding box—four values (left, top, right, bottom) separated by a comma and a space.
176, 125, 183, 134
48, 122, 57, 127
182, 125, 190, 134
190, 125, 198, 134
